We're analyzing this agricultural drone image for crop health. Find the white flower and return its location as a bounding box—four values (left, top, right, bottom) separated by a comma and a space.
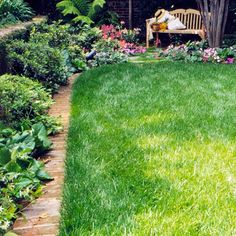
1, 220, 10, 230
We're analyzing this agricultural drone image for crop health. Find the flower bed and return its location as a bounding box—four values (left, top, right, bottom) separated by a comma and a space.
101, 24, 146, 55
157, 41, 236, 64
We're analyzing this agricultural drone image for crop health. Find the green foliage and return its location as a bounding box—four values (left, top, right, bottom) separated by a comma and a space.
157, 41, 236, 64
90, 39, 128, 67
0, 0, 33, 27
96, 10, 120, 26
29, 22, 102, 72
69, 25, 101, 50
6, 40, 70, 92
0, 74, 57, 131
0, 124, 52, 233
56, 0, 105, 25
30, 21, 72, 49
0, 24, 30, 75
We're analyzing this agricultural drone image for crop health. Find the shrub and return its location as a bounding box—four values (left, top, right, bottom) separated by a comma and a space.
0, 25, 31, 75
0, 0, 33, 27
69, 25, 102, 50
0, 74, 53, 128
6, 40, 70, 92
29, 23, 101, 72
29, 22, 71, 49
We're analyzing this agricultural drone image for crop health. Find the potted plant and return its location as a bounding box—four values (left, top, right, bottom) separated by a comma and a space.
151, 21, 160, 32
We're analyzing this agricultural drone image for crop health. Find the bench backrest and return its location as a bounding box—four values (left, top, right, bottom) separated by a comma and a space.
169, 9, 203, 30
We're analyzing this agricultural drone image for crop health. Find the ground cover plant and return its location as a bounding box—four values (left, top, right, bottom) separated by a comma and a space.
60, 62, 236, 235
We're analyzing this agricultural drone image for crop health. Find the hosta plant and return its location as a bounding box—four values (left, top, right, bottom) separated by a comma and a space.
0, 124, 53, 233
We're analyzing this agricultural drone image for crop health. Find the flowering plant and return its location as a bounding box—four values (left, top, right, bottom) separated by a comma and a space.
121, 42, 146, 55
100, 23, 145, 55
101, 24, 141, 44
158, 41, 236, 64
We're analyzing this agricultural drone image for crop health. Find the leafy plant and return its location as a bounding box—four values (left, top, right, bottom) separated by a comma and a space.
0, 124, 52, 233
0, 74, 61, 134
30, 22, 72, 49
0, 0, 33, 27
90, 39, 128, 67
6, 40, 70, 92
56, 0, 106, 25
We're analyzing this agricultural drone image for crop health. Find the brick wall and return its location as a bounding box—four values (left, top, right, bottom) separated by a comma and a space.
107, 0, 129, 25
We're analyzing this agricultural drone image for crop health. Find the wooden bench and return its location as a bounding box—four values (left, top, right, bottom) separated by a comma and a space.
146, 9, 205, 48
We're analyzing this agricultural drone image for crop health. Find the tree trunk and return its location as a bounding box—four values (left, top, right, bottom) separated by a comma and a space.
196, 0, 230, 47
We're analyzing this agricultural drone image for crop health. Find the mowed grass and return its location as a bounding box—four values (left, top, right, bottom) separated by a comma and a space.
60, 62, 236, 236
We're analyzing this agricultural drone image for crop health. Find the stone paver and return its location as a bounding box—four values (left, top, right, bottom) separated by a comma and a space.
13, 74, 78, 236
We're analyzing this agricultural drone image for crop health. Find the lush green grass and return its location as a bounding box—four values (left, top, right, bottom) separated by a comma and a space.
60, 62, 236, 235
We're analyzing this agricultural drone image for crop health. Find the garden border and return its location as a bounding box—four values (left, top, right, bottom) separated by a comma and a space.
13, 74, 78, 236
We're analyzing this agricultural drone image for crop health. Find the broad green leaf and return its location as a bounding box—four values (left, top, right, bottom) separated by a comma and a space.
14, 177, 33, 189
5, 160, 22, 172
36, 169, 54, 181
88, 0, 105, 18
73, 15, 93, 25
0, 147, 11, 165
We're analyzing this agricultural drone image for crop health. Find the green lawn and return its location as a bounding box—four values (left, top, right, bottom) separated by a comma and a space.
60, 62, 236, 235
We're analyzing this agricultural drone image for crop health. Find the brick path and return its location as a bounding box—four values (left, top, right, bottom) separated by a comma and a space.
13, 74, 78, 236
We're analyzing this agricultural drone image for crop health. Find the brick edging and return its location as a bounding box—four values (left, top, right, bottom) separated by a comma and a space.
13, 74, 78, 236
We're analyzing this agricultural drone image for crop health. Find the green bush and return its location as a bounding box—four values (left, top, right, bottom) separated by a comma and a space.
0, 26, 30, 75
29, 22, 101, 72
6, 40, 70, 92
0, 0, 34, 27
30, 22, 71, 49
69, 25, 102, 50
0, 74, 53, 128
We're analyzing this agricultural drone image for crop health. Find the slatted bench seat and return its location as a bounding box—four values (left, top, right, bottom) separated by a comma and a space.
146, 9, 205, 48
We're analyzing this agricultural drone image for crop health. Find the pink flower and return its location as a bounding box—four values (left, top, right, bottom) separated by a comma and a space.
226, 57, 234, 64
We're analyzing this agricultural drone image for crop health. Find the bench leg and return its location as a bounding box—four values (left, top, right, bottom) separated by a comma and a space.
199, 32, 206, 40
155, 32, 160, 47
146, 35, 150, 48
146, 21, 149, 48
